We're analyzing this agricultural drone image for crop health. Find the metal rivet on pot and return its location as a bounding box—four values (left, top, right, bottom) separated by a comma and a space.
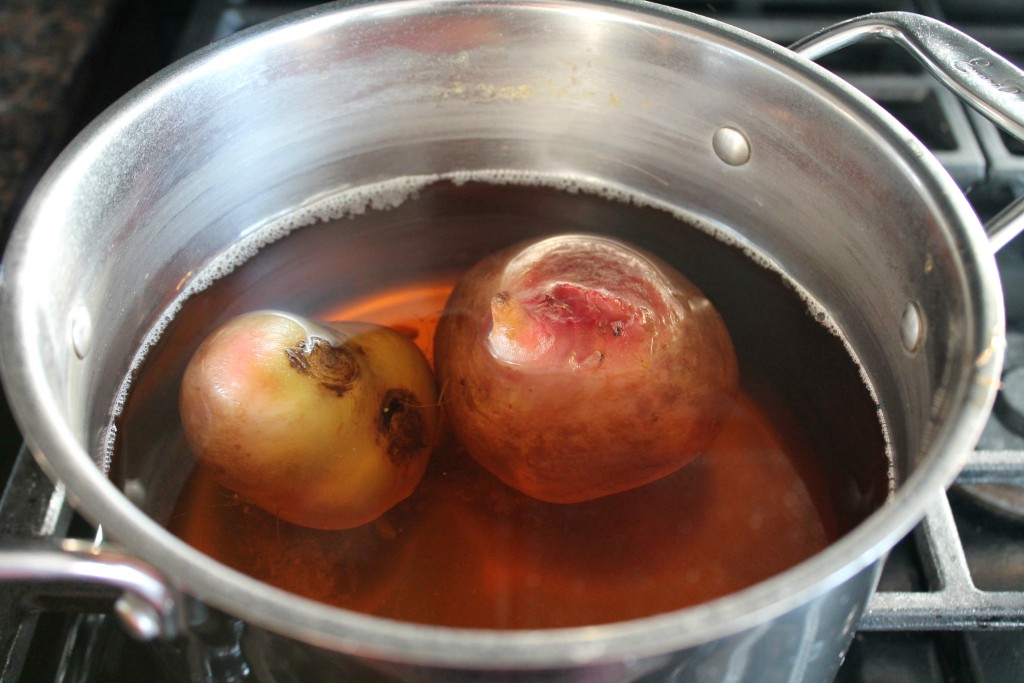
70, 306, 92, 359
115, 592, 162, 641
712, 127, 751, 166
900, 301, 924, 353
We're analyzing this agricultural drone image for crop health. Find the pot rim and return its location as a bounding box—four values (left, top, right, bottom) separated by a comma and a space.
0, 0, 1006, 669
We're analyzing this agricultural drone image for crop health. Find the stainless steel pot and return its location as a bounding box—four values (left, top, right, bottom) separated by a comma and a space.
1, 1, 1021, 681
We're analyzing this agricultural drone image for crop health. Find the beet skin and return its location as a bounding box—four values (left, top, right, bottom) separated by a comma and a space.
434, 234, 738, 503
180, 311, 440, 529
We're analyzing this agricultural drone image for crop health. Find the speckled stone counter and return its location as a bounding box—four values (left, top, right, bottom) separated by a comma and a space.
0, 0, 118, 234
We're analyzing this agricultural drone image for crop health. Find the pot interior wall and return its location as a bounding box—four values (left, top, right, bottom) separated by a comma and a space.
12, 1, 977, 558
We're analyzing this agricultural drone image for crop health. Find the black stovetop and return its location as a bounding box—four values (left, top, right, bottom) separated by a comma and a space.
1, 1, 1023, 682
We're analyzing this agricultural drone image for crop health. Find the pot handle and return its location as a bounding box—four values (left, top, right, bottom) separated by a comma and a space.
0, 538, 180, 640
790, 12, 1024, 253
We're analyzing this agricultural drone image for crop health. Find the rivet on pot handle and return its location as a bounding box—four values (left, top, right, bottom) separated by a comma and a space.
0, 538, 180, 640
790, 12, 1024, 253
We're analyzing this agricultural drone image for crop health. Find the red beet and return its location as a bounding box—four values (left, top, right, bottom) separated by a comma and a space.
434, 235, 738, 503
179, 311, 440, 529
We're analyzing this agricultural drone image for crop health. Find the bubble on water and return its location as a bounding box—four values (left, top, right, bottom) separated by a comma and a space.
102, 175, 441, 471
104, 169, 893, 488
100, 423, 117, 473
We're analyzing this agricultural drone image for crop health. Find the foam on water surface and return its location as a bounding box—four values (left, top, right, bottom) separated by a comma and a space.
103, 169, 893, 489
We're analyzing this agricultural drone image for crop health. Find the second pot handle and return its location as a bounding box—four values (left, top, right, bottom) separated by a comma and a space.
790, 12, 1024, 253
0, 538, 180, 640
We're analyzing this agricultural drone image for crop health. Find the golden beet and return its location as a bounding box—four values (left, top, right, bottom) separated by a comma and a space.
179, 311, 439, 529
434, 235, 738, 503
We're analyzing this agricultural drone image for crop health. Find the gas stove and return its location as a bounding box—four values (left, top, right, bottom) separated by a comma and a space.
0, 1, 1022, 681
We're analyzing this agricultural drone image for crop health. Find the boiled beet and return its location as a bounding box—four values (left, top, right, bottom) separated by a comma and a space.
179, 311, 440, 529
434, 235, 738, 503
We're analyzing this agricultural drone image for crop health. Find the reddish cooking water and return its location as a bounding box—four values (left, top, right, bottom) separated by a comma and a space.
166, 279, 836, 629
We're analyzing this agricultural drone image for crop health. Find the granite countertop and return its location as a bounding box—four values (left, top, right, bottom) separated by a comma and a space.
0, 0, 118, 236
